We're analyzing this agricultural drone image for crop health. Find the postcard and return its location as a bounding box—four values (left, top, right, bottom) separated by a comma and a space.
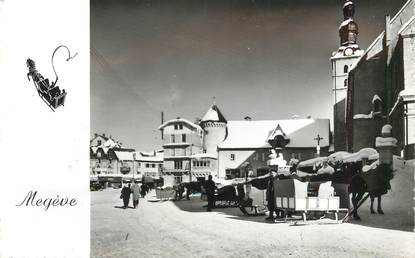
1, 0, 414, 257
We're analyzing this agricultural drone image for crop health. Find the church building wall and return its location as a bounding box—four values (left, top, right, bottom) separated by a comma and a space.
346, 51, 387, 152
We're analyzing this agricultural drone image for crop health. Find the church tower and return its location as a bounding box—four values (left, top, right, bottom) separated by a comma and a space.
331, 1, 364, 151
199, 104, 227, 157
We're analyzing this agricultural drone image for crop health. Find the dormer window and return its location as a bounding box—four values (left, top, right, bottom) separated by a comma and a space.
372, 95, 383, 117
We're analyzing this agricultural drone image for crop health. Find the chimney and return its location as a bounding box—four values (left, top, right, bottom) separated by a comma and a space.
103, 133, 106, 137
244, 116, 252, 121
94, 133, 98, 137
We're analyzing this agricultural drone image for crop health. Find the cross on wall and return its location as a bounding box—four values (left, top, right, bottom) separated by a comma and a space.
314, 134, 324, 156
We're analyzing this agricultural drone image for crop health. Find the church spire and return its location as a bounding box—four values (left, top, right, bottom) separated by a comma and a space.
339, 1, 359, 48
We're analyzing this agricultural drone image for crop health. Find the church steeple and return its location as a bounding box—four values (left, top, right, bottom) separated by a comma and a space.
331, 1, 364, 152
339, 1, 359, 48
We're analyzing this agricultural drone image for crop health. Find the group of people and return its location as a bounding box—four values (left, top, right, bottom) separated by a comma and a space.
120, 182, 150, 209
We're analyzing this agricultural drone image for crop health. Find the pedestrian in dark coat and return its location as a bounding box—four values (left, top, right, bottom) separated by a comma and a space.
140, 184, 146, 198
205, 175, 216, 211
121, 183, 132, 209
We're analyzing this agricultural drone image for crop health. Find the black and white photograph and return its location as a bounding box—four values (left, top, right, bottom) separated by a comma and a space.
1, 0, 415, 257
90, 0, 414, 258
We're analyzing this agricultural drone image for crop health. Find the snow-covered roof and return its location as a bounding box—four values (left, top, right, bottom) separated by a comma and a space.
339, 18, 354, 29
399, 89, 415, 102
398, 16, 415, 36
201, 105, 227, 123
372, 94, 382, 104
218, 119, 330, 149
190, 153, 217, 160
103, 138, 119, 148
114, 151, 134, 161
115, 151, 163, 162
158, 118, 202, 131
344, 1, 354, 8
389, 89, 415, 116
350, 32, 384, 71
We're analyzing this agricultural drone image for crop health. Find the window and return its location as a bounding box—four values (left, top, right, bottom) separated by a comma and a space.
230, 154, 235, 161
193, 161, 197, 166
97, 140, 102, 146
145, 163, 150, 168
344, 65, 348, 73
159, 164, 162, 168
174, 160, 183, 169
137, 162, 141, 167
182, 134, 186, 142
344, 79, 348, 87
174, 176, 182, 184
207, 161, 210, 167
179, 124, 183, 130
174, 125, 178, 130
151, 164, 156, 168
225, 169, 241, 179
171, 135, 175, 143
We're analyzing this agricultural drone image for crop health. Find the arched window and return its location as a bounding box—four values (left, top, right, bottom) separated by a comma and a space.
344, 65, 348, 73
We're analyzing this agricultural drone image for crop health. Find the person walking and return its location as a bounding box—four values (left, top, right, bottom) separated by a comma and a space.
121, 183, 132, 209
140, 183, 146, 198
205, 175, 216, 212
131, 181, 140, 208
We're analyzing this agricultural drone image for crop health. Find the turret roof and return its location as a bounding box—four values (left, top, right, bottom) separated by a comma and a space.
201, 105, 227, 123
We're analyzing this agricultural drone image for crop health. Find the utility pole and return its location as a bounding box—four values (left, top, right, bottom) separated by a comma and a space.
133, 152, 136, 182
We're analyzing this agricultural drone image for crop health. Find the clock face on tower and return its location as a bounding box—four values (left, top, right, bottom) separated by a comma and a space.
344, 47, 353, 56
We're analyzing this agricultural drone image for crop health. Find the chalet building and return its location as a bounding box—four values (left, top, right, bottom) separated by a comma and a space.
344, 0, 415, 159
158, 118, 204, 184
90, 133, 163, 183
159, 106, 331, 181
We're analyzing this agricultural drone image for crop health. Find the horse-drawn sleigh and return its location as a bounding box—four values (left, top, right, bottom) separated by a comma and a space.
233, 143, 395, 224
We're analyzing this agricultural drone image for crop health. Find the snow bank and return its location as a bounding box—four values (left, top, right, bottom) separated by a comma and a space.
375, 137, 398, 147
353, 112, 373, 119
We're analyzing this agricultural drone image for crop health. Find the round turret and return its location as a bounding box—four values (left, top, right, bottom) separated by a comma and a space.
199, 105, 227, 156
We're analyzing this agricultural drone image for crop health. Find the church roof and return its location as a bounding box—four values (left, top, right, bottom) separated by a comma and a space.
399, 16, 415, 36
201, 105, 227, 123
218, 119, 330, 149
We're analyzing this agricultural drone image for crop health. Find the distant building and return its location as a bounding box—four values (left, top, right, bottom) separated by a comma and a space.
345, 0, 415, 158
331, 0, 364, 151
159, 106, 331, 181
90, 133, 163, 184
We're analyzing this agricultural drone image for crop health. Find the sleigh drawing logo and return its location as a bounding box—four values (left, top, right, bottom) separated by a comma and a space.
26, 45, 77, 111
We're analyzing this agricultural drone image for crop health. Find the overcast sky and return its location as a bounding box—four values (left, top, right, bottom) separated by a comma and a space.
91, 0, 406, 151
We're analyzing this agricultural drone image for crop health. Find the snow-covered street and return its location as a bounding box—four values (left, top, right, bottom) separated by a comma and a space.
91, 185, 414, 258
